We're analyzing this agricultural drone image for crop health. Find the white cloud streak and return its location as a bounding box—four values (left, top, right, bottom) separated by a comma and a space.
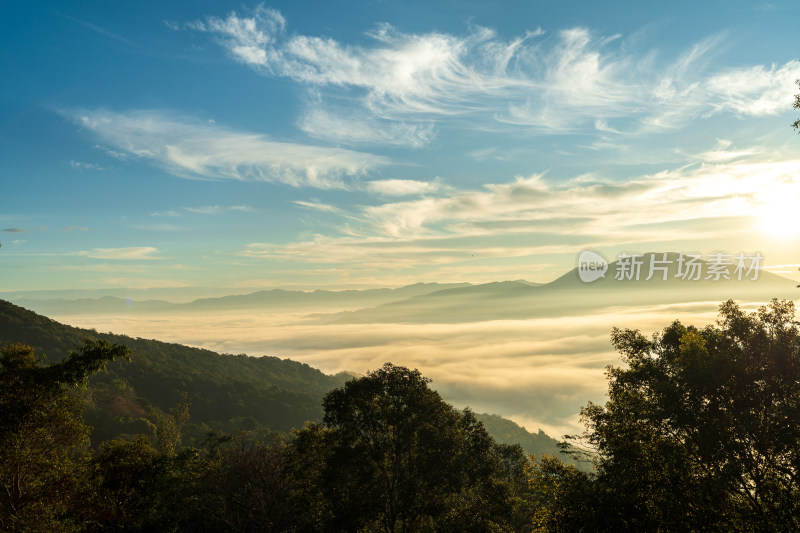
189, 6, 800, 141
151, 205, 256, 217
293, 199, 341, 213
298, 105, 435, 148
68, 109, 388, 189
707, 62, 800, 116
366, 179, 440, 196
183, 205, 223, 215
73, 247, 162, 260
70, 160, 105, 171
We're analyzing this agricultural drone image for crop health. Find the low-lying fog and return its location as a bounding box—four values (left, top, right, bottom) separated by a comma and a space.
48, 299, 773, 439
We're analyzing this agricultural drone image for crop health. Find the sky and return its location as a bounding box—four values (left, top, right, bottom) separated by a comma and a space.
2, 0, 800, 294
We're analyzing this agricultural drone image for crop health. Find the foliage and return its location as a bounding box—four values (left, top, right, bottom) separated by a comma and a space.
187, 432, 294, 532
0, 299, 349, 444
524, 455, 599, 532
476, 412, 585, 471
578, 299, 800, 531
289, 363, 526, 532
0, 340, 129, 532
793, 78, 800, 131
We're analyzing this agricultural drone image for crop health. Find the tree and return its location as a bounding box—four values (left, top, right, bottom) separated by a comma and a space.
79, 437, 166, 531
578, 299, 800, 531
290, 363, 519, 532
322, 363, 466, 531
0, 340, 130, 532
793, 78, 800, 132
189, 432, 294, 533
76, 435, 205, 532
524, 455, 600, 533
284, 423, 336, 531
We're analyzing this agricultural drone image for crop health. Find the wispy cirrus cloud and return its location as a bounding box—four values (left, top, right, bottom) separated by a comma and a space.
188, 6, 800, 141
66, 109, 388, 189
683, 139, 760, 163
241, 152, 800, 271
132, 223, 184, 232
183, 205, 223, 215
242, 235, 580, 272
150, 210, 181, 218
58, 12, 137, 47
706, 62, 800, 116
298, 104, 435, 148
73, 246, 162, 260
151, 205, 256, 217
96, 277, 194, 289
366, 179, 441, 196
69, 160, 105, 171
355, 147, 800, 241
293, 199, 341, 213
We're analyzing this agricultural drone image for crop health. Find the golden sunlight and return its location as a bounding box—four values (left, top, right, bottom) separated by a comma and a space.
756, 187, 800, 240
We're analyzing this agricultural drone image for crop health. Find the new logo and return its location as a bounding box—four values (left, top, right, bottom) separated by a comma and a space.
578, 250, 608, 283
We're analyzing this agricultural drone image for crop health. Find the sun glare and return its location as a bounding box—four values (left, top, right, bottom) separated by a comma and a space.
756, 188, 800, 241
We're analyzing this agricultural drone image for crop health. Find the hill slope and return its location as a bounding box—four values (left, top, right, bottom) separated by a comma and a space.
475, 413, 583, 466
0, 299, 573, 462
0, 299, 350, 444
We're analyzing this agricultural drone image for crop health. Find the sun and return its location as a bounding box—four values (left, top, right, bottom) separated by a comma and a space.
756, 189, 800, 241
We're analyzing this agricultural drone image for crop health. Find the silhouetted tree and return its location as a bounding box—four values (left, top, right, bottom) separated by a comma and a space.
524, 455, 600, 533
290, 363, 521, 532
0, 340, 129, 532
189, 432, 294, 533
578, 299, 800, 531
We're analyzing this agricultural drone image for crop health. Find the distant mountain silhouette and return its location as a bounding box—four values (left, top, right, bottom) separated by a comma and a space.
12, 282, 472, 316
12, 255, 793, 324
324, 253, 796, 324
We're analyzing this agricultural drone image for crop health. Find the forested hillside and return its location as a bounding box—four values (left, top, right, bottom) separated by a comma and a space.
0, 299, 350, 444
0, 299, 570, 460
476, 413, 569, 460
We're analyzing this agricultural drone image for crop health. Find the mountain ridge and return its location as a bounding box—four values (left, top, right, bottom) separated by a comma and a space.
322, 254, 796, 324
9, 282, 475, 316
10, 255, 794, 325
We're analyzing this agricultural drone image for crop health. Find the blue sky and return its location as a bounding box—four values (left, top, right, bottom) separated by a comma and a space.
2, 0, 799, 294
